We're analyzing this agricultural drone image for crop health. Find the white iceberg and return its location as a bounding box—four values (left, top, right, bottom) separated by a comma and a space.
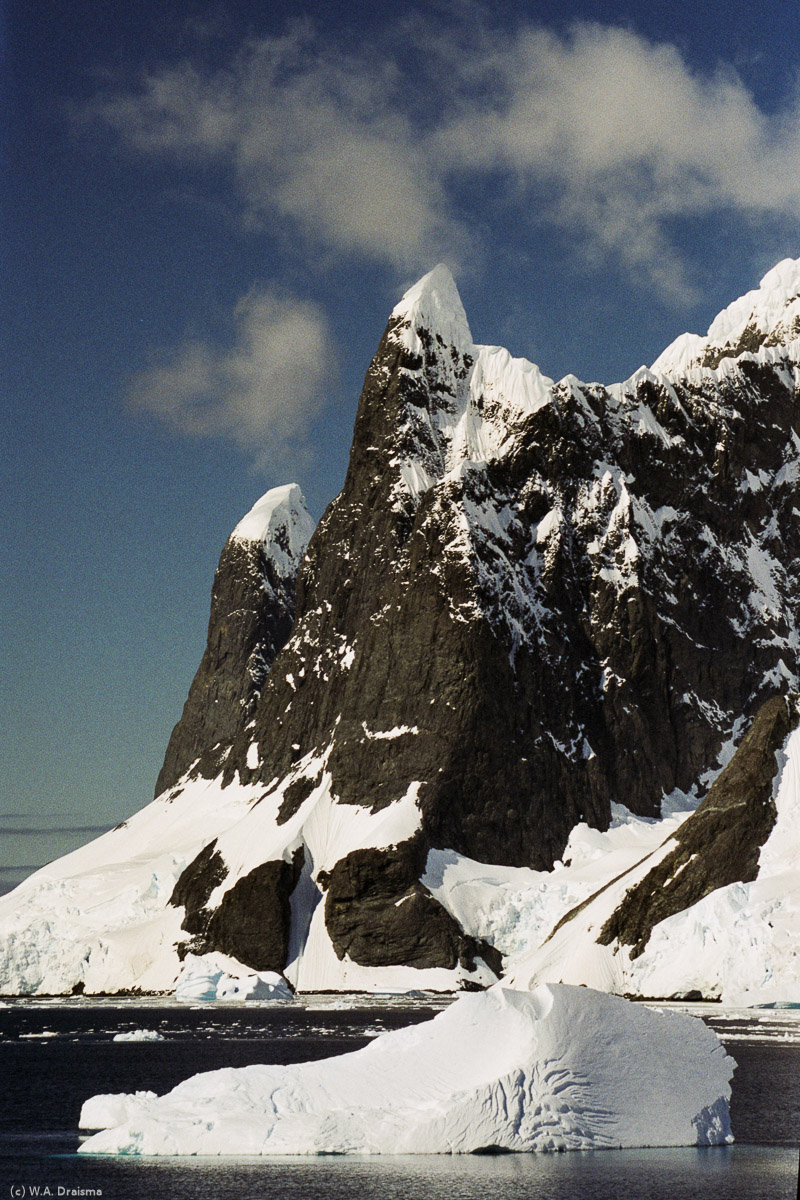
174, 952, 293, 1003
174, 954, 221, 1003
79, 984, 733, 1156
82, 1092, 157, 1129
215, 971, 293, 1002
112, 1029, 164, 1042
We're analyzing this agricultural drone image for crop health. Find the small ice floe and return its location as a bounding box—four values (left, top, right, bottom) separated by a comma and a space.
112, 1029, 165, 1042
79, 984, 734, 1156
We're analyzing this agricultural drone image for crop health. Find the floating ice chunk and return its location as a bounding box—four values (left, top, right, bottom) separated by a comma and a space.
82, 1091, 157, 1130
216, 971, 293, 1002
174, 954, 223, 1003
174, 953, 293, 1003
78, 984, 733, 1156
113, 1029, 164, 1042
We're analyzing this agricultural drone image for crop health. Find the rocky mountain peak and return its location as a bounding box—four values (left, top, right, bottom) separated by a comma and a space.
652, 254, 800, 375
5, 256, 800, 999
155, 484, 315, 797
380, 269, 556, 511
391, 263, 473, 354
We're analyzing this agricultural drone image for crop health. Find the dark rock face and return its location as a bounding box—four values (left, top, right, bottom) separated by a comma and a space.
319, 839, 502, 975
156, 489, 313, 797
175, 851, 303, 973
217, 313, 609, 871
170, 839, 228, 938
598, 695, 800, 957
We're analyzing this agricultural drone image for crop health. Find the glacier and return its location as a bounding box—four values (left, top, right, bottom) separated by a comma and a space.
505, 699, 800, 1002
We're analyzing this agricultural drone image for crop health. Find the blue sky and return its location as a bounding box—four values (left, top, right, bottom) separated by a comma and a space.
4, 0, 800, 892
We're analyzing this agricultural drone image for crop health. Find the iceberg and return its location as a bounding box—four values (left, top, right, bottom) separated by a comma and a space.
215, 970, 293, 1001
174, 952, 293, 1003
79, 984, 733, 1156
112, 1029, 164, 1042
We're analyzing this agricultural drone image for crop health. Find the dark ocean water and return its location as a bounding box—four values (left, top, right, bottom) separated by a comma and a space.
1, 999, 799, 1200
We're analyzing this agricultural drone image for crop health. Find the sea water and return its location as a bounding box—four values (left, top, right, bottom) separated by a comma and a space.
1, 998, 798, 1200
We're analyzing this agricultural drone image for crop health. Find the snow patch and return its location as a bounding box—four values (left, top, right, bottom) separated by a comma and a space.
362, 723, 420, 740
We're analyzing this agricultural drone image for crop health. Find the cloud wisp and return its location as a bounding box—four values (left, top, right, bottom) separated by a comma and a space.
0, 813, 117, 838
129, 285, 337, 470
86, 15, 800, 293
88, 23, 466, 273
79, 13, 800, 461
432, 22, 800, 295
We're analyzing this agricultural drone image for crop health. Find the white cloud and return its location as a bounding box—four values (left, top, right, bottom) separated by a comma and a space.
85, 16, 800, 294
130, 287, 336, 468
89, 25, 466, 272
431, 22, 800, 295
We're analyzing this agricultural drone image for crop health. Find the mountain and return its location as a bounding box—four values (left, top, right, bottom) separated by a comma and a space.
3, 257, 800, 997
156, 483, 315, 796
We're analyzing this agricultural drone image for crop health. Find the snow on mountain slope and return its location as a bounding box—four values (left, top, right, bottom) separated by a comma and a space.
0, 773, 253, 994
0, 743, 493, 996
625, 709, 800, 1004
504, 696, 800, 1002
422, 805, 691, 963
78, 985, 733, 1155
652, 258, 800, 375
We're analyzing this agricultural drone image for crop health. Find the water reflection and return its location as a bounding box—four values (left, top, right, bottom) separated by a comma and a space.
67, 1145, 795, 1200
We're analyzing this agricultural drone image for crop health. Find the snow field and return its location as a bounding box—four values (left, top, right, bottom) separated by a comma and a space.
0, 772, 258, 995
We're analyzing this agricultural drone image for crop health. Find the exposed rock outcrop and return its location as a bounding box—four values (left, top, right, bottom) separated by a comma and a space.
156, 485, 315, 796
597, 695, 800, 957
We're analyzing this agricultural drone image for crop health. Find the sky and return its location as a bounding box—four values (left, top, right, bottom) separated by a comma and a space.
3, 0, 800, 893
